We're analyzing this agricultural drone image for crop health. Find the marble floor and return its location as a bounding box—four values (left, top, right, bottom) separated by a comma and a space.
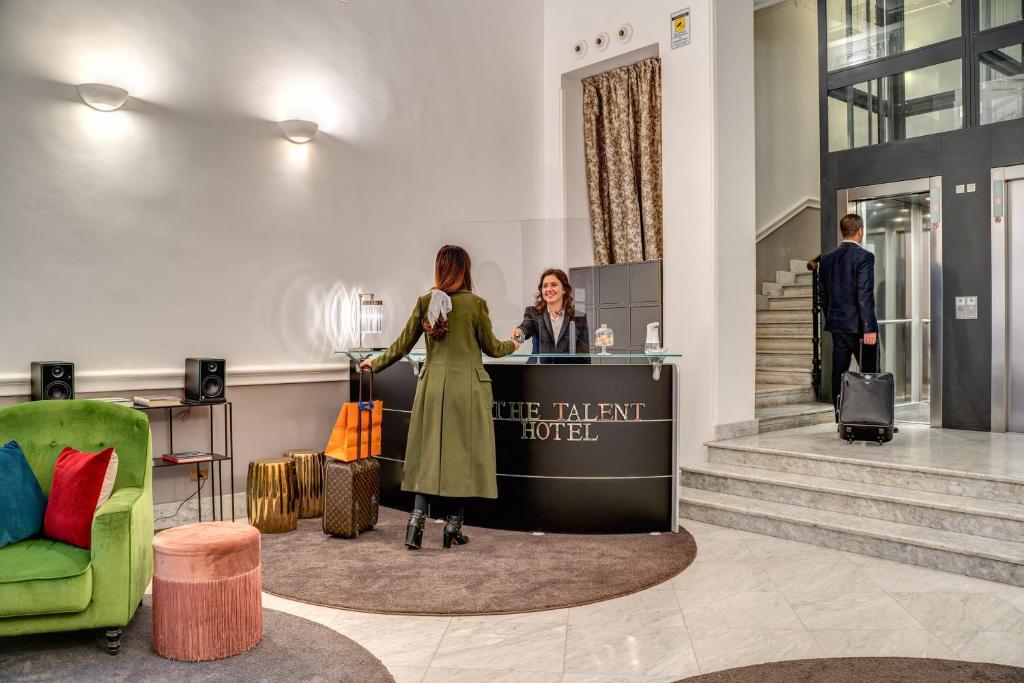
260, 517, 1024, 682
711, 423, 1024, 480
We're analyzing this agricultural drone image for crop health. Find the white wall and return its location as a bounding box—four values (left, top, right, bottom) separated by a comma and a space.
544, 0, 757, 459
755, 0, 820, 228
0, 0, 544, 386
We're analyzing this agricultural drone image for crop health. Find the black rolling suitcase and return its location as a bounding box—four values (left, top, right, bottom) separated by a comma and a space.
837, 344, 895, 444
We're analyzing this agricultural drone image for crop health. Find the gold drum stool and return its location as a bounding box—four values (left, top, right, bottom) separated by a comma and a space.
246, 457, 298, 533
283, 449, 325, 519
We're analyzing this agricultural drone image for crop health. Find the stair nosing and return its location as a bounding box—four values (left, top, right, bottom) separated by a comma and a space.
681, 462, 1024, 523
678, 486, 1024, 565
704, 441, 1024, 487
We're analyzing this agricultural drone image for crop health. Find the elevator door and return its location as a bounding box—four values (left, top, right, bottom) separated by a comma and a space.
840, 177, 941, 426
1008, 179, 1024, 432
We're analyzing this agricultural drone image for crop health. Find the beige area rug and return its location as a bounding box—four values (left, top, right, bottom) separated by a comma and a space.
679, 657, 1024, 682
260, 506, 697, 616
0, 597, 393, 683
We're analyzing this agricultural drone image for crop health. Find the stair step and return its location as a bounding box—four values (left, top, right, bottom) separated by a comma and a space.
762, 282, 783, 297
781, 283, 813, 297
757, 351, 811, 367
795, 273, 812, 285
755, 384, 814, 408
757, 368, 813, 385
682, 462, 1024, 543
678, 486, 1024, 587
790, 258, 810, 273
706, 441, 1024, 505
755, 403, 834, 432
775, 271, 796, 285
757, 338, 813, 353
757, 324, 813, 337
757, 310, 812, 324
768, 296, 812, 311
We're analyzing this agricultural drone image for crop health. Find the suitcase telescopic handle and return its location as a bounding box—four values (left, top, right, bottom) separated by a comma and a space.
356, 362, 374, 460
358, 362, 374, 403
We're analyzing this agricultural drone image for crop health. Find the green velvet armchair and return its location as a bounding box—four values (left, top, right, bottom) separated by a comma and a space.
0, 400, 153, 654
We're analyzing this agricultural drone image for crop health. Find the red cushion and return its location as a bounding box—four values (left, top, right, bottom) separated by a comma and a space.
44, 447, 116, 549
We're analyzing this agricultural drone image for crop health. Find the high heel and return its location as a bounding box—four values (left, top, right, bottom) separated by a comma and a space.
405, 509, 426, 550
442, 514, 469, 548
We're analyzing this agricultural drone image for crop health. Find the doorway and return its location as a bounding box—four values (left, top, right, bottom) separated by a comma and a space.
992, 165, 1024, 434
836, 177, 943, 426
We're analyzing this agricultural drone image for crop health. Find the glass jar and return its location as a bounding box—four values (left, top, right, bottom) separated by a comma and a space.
594, 324, 614, 355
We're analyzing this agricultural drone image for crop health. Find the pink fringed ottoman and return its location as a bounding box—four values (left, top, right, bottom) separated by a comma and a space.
152, 522, 263, 661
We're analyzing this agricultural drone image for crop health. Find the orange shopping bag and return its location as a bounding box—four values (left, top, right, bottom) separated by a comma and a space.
325, 370, 382, 461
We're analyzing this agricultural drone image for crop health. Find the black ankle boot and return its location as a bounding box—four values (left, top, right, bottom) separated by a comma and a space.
442, 514, 469, 548
405, 510, 426, 549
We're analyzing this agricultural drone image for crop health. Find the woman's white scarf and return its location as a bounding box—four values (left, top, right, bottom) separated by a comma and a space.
427, 289, 452, 328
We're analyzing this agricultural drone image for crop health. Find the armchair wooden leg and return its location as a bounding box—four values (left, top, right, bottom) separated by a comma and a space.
105, 628, 122, 655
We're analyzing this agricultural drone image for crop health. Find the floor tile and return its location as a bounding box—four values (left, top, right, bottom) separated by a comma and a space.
849, 556, 1005, 594
330, 615, 451, 668
452, 609, 568, 625
784, 592, 924, 631
758, 558, 882, 594
689, 538, 760, 564
430, 620, 566, 673
809, 629, 955, 658
568, 590, 684, 628
563, 624, 699, 679
422, 668, 564, 682
742, 536, 846, 563
260, 593, 342, 626
678, 591, 804, 630
678, 518, 760, 541
561, 675, 647, 683
889, 592, 1024, 633
687, 628, 822, 673
671, 560, 776, 593
389, 666, 428, 683
947, 631, 1024, 667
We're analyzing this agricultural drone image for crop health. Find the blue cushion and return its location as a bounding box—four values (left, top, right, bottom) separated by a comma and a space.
0, 440, 47, 548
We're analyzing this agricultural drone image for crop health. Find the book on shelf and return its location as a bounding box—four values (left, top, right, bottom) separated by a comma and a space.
161, 451, 216, 464
134, 395, 183, 407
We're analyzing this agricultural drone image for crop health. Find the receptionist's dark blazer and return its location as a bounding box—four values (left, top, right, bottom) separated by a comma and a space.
517, 307, 590, 365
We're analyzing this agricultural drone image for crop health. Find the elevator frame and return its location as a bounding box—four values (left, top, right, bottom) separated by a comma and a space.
991, 164, 1024, 432
836, 176, 944, 427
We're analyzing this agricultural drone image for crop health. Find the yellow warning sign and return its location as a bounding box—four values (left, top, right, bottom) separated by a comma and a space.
671, 8, 690, 49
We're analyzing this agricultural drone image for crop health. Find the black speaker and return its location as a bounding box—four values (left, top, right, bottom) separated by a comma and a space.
30, 361, 75, 401
185, 358, 226, 404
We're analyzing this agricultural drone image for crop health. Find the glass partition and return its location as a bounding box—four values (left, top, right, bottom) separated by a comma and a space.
980, 42, 1024, 125
828, 59, 963, 151
826, 0, 962, 71
980, 0, 1024, 30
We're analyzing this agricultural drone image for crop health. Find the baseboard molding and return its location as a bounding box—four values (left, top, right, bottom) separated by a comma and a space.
715, 418, 760, 440
0, 363, 347, 398
756, 197, 820, 243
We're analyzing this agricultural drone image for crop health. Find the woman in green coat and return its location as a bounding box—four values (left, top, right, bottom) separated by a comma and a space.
359, 245, 519, 549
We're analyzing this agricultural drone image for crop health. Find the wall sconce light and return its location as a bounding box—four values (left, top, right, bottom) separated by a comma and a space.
75, 83, 130, 111
279, 119, 318, 144
356, 293, 384, 350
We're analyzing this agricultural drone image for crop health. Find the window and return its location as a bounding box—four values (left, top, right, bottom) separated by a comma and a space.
829, 59, 963, 151
980, 0, 1024, 31
826, 0, 962, 71
980, 42, 1024, 124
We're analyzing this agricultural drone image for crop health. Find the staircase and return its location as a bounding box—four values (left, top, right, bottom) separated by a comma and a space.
679, 431, 1024, 587
755, 259, 833, 432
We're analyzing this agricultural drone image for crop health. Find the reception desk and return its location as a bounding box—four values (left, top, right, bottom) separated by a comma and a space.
348, 354, 678, 533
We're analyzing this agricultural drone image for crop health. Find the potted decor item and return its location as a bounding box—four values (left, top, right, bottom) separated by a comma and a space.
594, 324, 614, 355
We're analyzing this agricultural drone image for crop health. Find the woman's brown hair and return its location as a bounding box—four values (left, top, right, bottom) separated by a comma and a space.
423, 245, 473, 339
532, 268, 575, 319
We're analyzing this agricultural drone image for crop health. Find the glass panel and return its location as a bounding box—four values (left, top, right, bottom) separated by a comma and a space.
828, 59, 963, 151
979, 43, 1024, 125
826, 0, 962, 71
980, 0, 1024, 30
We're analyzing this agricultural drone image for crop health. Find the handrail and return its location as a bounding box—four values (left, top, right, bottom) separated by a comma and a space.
810, 260, 822, 401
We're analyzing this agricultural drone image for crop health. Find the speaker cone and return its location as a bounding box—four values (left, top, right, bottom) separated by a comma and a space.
207, 362, 218, 373
51, 367, 64, 378
46, 381, 71, 400
203, 376, 223, 398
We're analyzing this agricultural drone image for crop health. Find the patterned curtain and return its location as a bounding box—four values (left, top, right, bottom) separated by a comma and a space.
582, 57, 663, 265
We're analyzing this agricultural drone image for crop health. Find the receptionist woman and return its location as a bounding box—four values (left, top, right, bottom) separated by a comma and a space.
513, 268, 590, 364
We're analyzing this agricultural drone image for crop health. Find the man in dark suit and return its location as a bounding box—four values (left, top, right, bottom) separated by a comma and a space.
818, 213, 879, 415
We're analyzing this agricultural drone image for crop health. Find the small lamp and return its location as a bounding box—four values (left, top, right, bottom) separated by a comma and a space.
76, 83, 130, 111
356, 293, 384, 350
279, 119, 318, 144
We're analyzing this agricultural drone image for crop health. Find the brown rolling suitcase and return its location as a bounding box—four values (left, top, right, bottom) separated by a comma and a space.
322, 370, 381, 538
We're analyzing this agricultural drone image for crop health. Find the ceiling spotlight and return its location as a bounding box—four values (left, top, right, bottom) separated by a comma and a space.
279, 119, 318, 144
75, 83, 130, 111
